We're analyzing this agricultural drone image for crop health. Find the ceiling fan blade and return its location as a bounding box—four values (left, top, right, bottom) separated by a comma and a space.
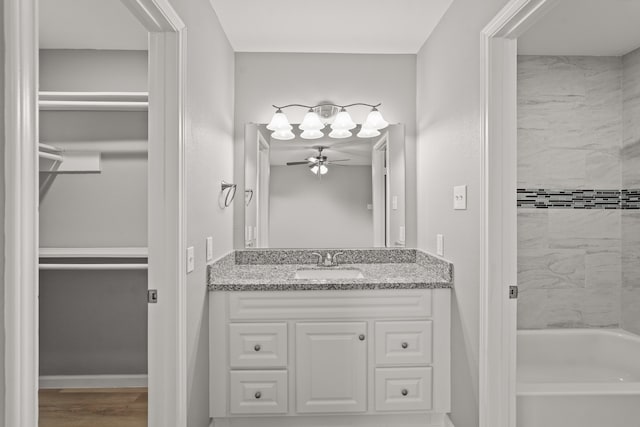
327, 159, 351, 162
286, 161, 311, 166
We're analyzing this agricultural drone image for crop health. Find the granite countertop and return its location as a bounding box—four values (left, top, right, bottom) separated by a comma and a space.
207, 248, 453, 292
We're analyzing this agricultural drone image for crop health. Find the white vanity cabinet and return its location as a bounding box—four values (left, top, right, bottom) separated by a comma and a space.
210, 288, 451, 426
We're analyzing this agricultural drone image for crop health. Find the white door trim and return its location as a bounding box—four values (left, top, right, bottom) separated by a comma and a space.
4, 0, 39, 425
478, 1, 557, 427
3, 0, 188, 426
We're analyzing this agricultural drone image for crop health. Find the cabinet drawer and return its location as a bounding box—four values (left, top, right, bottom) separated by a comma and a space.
375, 367, 432, 412
229, 370, 288, 415
375, 321, 432, 366
229, 323, 287, 368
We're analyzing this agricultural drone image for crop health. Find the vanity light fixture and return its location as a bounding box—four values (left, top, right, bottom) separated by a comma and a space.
268, 102, 388, 140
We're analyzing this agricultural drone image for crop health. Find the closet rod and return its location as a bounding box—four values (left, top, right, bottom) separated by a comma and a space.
39, 264, 148, 271
39, 143, 62, 153
39, 151, 63, 162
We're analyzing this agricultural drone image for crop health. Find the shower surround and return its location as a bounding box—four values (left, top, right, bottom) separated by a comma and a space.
517, 49, 640, 334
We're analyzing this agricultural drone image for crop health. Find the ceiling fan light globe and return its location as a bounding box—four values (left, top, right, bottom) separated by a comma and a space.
300, 129, 324, 139
319, 164, 328, 175
310, 165, 319, 175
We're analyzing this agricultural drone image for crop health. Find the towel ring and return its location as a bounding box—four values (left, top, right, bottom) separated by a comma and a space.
221, 181, 237, 208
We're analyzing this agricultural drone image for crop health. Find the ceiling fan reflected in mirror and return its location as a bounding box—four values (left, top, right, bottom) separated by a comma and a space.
285, 146, 350, 176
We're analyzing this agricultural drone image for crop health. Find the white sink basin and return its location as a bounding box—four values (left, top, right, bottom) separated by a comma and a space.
295, 268, 364, 280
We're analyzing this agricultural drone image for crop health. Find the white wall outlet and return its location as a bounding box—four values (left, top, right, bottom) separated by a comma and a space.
436, 234, 444, 256
367, 203, 373, 210
187, 246, 195, 273
392, 196, 398, 210
206, 237, 213, 262
399, 226, 406, 243
454, 185, 467, 210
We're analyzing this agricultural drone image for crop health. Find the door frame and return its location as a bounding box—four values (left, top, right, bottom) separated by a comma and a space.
372, 133, 389, 247
3, 0, 188, 426
478, 1, 557, 427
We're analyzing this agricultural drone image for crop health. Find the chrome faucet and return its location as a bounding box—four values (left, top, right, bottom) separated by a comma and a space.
311, 252, 345, 267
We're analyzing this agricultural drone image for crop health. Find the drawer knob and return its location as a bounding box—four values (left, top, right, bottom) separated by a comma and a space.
401, 389, 409, 396
254, 391, 262, 399
401, 342, 409, 349
359, 334, 366, 341
254, 344, 261, 352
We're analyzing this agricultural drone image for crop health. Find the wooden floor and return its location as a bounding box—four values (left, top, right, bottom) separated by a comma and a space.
39, 388, 147, 427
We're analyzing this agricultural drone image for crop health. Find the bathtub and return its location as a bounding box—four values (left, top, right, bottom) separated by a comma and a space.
517, 329, 640, 427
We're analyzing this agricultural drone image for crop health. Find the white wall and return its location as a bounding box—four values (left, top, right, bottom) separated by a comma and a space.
166, 0, 235, 426
233, 53, 417, 249
269, 165, 373, 248
416, 0, 509, 426
0, 0, 5, 416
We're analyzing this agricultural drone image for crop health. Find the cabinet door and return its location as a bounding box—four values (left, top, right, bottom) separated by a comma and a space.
295, 322, 367, 414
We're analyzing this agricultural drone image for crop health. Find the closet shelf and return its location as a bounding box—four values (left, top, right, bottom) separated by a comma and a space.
39, 263, 148, 271
39, 247, 148, 258
39, 91, 149, 111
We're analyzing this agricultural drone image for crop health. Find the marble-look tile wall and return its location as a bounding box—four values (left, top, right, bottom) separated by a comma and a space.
622, 47, 640, 335
517, 55, 623, 329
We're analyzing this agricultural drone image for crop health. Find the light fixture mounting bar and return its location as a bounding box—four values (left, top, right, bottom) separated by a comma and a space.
272, 102, 382, 110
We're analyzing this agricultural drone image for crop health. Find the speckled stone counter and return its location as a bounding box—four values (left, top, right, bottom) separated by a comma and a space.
207, 248, 453, 291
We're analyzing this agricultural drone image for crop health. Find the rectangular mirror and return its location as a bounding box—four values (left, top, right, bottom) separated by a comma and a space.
243, 124, 406, 249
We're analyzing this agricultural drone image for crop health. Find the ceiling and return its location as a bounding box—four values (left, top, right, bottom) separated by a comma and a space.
518, 0, 640, 56
208, 0, 454, 54
39, 0, 148, 50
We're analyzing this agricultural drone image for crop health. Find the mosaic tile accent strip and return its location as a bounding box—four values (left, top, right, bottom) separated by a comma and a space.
517, 189, 640, 209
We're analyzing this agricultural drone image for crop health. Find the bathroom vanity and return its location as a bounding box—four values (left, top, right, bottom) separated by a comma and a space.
208, 249, 453, 427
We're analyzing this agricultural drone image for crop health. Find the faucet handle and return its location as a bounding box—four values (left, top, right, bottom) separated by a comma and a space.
332, 252, 345, 266
310, 252, 323, 266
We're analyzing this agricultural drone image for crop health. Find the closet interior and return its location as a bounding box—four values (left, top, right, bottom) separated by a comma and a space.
38, 48, 149, 424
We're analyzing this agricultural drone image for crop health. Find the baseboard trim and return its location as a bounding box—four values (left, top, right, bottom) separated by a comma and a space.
39, 374, 148, 389
444, 414, 455, 427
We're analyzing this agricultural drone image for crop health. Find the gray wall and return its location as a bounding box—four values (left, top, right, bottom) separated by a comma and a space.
164, 0, 235, 426
622, 47, 640, 335
517, 55, 623, 329
415, 0, 510, 426
269, 165, 373, 248
233, 52, 417, 250
39, 50, 149, 375
1, 0, 6, 417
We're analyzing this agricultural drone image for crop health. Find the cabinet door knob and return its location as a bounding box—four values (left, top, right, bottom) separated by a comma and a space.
401, 342, 408, 349
254, 344, 261, 352
359, 334, 365, 341
401, 389, 408, 396
254, 391, 262, 399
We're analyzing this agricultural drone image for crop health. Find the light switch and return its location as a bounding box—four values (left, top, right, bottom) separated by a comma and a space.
436, 234, 444, 257
367, 204, 373, 210
187, 246, 195, 273
392, 196, 398, 210
206, 237, 213, 262
454, 185, 467, 210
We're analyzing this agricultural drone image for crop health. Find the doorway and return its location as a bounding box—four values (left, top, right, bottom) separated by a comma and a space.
4, 0, 187, 426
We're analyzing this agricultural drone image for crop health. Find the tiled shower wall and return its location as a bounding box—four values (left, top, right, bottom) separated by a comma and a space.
517, 52, 640, 333
622, 48, 640, 334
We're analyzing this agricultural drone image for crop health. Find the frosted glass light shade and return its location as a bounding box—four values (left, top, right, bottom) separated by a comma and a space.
310, 164, 328, 175
299, 111, 325, 131
267, 110, 292, 131
329, 128, 352, 139
357, 123, 381, 138
364, 108, 389, 130
300, 129, 324, 139
330, 109, 356, 130
271, 129, 295, 140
